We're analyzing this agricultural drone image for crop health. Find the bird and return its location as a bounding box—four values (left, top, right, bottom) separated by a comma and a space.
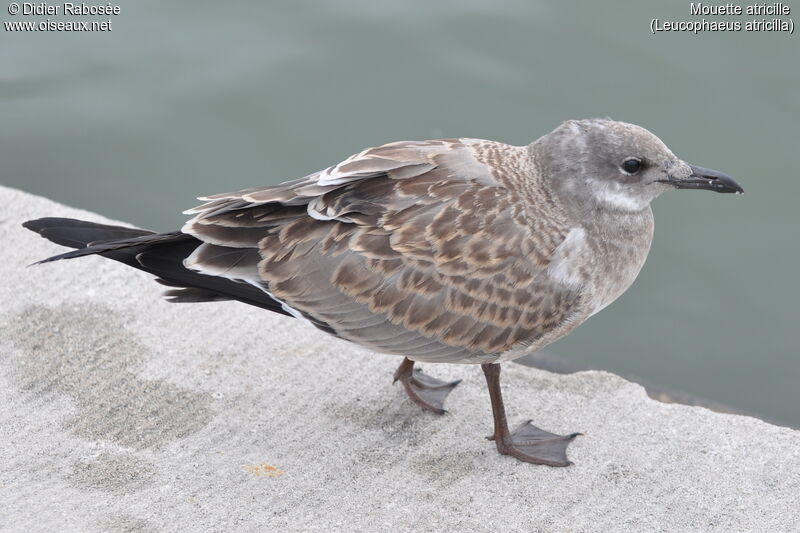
23, 119, 743, 467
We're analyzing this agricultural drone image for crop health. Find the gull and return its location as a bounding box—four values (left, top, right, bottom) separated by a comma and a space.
24, 119, 743, 466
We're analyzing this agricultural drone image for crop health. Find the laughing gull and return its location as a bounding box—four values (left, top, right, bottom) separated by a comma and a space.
24, 119, 743, 466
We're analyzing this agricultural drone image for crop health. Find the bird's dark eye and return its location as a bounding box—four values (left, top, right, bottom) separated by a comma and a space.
622, 158, 641, 174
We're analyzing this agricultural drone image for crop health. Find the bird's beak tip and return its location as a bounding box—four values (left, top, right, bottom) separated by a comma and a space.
665, 164, 744, 194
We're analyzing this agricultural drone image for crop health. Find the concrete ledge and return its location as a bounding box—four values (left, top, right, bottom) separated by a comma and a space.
1, 185, 798, 532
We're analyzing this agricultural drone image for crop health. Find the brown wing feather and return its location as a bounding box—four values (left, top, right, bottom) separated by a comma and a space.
182, 139, 584, 363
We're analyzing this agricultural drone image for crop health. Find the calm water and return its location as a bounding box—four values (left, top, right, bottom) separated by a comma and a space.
2, 1, 798, 425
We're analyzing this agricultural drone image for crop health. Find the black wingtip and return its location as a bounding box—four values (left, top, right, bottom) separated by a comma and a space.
27, 248, 94, 266
22, 218, 46, 233
23, 217, 158, 253
23, 217, 84, 234
23, 219, 77, 266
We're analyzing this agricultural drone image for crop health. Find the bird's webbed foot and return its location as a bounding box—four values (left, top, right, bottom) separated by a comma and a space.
489, 420, 581, 466
393, 357, 461, 415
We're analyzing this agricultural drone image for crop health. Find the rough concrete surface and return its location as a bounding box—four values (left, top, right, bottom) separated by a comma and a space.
1, 185, 798, 532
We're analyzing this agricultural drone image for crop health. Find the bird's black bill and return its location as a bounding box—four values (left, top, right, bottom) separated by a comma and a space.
662, 164, 744, 193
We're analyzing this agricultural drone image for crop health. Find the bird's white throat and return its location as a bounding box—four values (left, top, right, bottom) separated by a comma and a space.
590, 179, 650, 212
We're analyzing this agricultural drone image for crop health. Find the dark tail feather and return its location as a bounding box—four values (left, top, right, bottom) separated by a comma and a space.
23, 217, 292, 317
22, 217, 155, 250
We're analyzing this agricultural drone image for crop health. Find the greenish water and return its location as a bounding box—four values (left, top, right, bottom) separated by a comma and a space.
2, 1, 798, 425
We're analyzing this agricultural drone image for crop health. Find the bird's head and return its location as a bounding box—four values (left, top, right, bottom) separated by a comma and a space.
531, 118, 743, 215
